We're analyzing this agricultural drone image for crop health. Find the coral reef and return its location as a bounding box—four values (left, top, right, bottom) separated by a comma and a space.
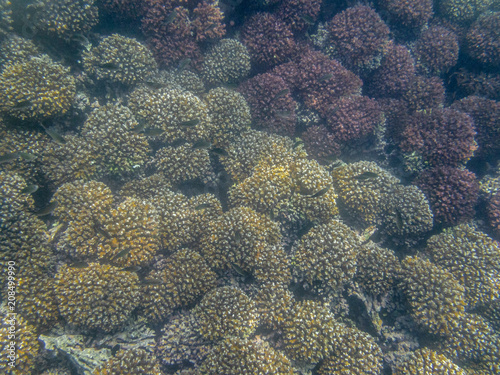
0, 313, 40, 375
439, 0, 493, 23
191, 1, 225, 42
292, 220, 359, 292
415, 166, 479, 225
326, 5, 390, 73
83, 34, 157, 85
128, 86, 212, 143
379, 0, 433, 29
0, 55, 75, 120
301, 125, 341, 162
81, 103, 151, 176
325, 95, 383, 143
331, 161, 399, 226
197, 336, 294, 374
487, 192, 500, 235
282, 300, 342, 363
28, 0, 98, 40
414, 26, 459, 75
201, 39, 250, 85
54, 263, 140, 332
366, 43, 416, 98
240, 12, 297, 68
399, 256, 466, 335
393, 348, 466, 374
425, 223, 500, 308
402, 75, 445, 112
452, 96, 500, 158
466, 13, 500, 67
276, 0, 322, 33
205, 87, 251, 146
140, 248, 217, 323
0, 0, 12, 39
237, 72, 296, 136
92, 348, 161, 375
0, 35, 39, 67
399, 108, 476, 167
194, 286, 258, 341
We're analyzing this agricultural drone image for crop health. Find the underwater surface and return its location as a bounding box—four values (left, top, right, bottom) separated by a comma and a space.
0, 0, 499, 374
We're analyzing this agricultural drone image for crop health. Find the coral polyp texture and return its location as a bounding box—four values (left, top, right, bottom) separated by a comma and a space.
197, 336, 294, 374
466, 12, 500, 67
240, 12, 297, 68
201, 39, 251, 85
54, 263, 140, 333
0, 55, 76, 120
83, 34, 157, 85
425, 223, 500, 308
292, 220, 359, 292
3, 0, 500, 373
193, 286, 258, 341
326, 5, 390, 72
399, 256, 466, 335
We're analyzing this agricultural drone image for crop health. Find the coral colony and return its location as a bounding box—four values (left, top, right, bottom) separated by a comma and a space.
0, 0, 500, 374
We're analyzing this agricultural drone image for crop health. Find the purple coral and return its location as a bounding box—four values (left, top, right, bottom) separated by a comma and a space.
414, 26, 459, 75
399, 108, 476, 167
488, 193, 500, 236
452, 96, 500, 158
466, 12, 500, 67
366, 43, 416, 98
276, 0, 321, 33
295, 49, 362, 117
325, 96, 383, 143
379, 0, 433, 29
240, 12, 297, 68
402, 75, 445, 112
416, 166, 479, 225
327, 5, 390, 72
237, 73, 296, 136
301, 125, 341, 162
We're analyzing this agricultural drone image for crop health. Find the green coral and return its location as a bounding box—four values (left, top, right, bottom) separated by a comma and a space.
393, 348, 466, 374
81, 103, 151, 176
197, 336, 294, 374
0, 55, 76, 120
399, 256, 466, 335
193, 286, 258, 341
292, 220, 359, 292
201, 39, 251, 85
54, 263, 140, 332
140, 249, 217, 323
92, 348, 161, 375
83, 34, 157, 85
440, 0, 494, 22
426, 223, 500, 308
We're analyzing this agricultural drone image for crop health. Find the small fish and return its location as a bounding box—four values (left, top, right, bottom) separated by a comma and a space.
210, 147, 228, 156
142, 278, 163, 285
301, 14, 315, 25
293, 139, 304, 149
273, 89, 289, 100
234, 230, 242, 245
11, 100, 32, 111
35, 201, 58, 216
194, 203, 212, 210
71, 33, 91, 51
353, 171, 379, 181
143, 81, 167, 89
318, 73, 333, 82
360, 225, 377, 244
320, 154, 338, 163
21, 184, 38, 195
122, 266, 142, 272
69, 261, 89, 268
113, 248, 132, 259
307, 185, 330, 198
130, 122, 146, 133
395, 209, 403, 231
94, 224, 111, 239
143, 128, 164, 136
0, 153, 20, 163
98, 62, 119, 70
192, 139, 211, 149
222, 83, 238, 89
42, 126, 67, 145
111, 344, 121, 356
179, 119, 200, 127
165, 9, 177, 24
231, 262, 246, 276
17, 152, 37, 161
275, 110, 293, 119
177, 58, 191, 72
